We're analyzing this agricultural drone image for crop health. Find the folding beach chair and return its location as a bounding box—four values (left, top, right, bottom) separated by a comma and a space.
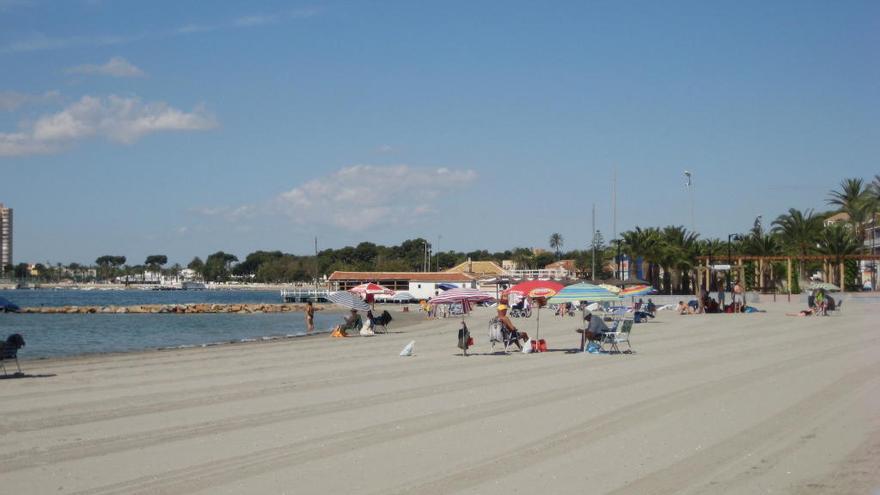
600, 319, 634, 354
0, 334, 25, 376
488, 317, 519, 353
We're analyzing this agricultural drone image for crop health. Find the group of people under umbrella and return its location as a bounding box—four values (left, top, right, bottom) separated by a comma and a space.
324, 279, 656, 355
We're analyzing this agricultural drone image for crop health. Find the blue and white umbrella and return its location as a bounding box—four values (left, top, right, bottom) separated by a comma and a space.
327, 291, 371, 311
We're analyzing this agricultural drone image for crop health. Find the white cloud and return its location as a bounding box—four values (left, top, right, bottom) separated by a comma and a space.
273, 165, 477, 230
0, 95, 217, 156
0, 90, 61, 111
67, 56, 145, 78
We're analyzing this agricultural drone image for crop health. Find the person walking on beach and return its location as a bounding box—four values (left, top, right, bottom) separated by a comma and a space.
305, 301, 315, 332
717, 278, 726, 308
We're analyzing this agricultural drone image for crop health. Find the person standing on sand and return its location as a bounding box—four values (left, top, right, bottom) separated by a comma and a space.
733, 280, 743, 312
305, 301, 315, 332
717, 278, 726, 308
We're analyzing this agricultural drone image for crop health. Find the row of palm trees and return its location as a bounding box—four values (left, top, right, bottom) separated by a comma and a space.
616, 175, 879, 294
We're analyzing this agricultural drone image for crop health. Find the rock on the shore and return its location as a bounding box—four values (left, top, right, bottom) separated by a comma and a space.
19, 303, 311, 315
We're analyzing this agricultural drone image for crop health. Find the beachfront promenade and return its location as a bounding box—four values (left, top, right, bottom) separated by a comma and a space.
1, 300, 877, 494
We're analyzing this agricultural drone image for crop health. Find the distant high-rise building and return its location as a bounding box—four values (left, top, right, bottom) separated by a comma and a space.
0, 203, 12, 272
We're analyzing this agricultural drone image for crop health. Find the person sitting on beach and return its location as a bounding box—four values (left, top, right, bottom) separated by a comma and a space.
677, 301, 694, 315
645, 298, 656, 316
578, 312, 611, 348
815, 289, 828, 316
330, 309, 361, 338
496, 304, 523, 350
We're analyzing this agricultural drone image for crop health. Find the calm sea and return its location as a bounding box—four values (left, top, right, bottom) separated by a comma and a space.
0, 289, 340, 359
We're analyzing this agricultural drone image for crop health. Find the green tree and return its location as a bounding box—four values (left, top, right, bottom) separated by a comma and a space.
188, 257, 205, 277
772, 208, 822, 279
144, 255, 168, 280
827, 177, 872, 244
95, 255, 126, 281
203, 252, 238, 282
816, 223, 862, 288
549, 233, 563, 259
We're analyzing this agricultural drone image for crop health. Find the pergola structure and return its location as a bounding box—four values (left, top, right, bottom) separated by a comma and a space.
695, 254, 880, 295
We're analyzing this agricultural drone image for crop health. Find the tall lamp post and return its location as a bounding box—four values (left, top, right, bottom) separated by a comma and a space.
592, 230, 601, 281
613, 239, 623, 281
727, 233, 741, 291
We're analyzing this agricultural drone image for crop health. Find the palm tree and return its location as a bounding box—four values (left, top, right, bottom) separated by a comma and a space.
827, 177, 872, 242
621, 227, 661, 285
549, 233, 563, 260
772, 208, 823, 279
816, 224, 861, 287
658, 226, 699, 294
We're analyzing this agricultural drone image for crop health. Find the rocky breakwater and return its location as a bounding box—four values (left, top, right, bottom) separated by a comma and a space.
19, 303, 315, 314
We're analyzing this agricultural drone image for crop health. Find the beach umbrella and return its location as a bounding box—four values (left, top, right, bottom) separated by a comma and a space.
348, 283, 392, 295
430, 288, 496, 356
547, 283, 621, 304
808, 282, 840, 292
504, 281, 563, 341
599, 284, 622, 294
620, 285, 654, 297
503, 280, 564, 297
621, 276, 650, 286
391, 291, 415, 302
327, 291, 371, 311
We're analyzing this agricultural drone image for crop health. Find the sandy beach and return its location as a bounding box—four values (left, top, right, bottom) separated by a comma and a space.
1, 300, 877, 494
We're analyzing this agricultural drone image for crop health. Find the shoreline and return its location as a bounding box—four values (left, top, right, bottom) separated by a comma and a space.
10, 304, 429, 364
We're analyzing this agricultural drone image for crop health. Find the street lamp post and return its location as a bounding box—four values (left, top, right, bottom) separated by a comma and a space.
727, 233, 741, 292
592, 230, 601, 281
614, 239, 623, 281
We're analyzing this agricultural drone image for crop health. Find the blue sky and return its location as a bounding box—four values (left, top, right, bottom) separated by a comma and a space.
1, 0, 878, 265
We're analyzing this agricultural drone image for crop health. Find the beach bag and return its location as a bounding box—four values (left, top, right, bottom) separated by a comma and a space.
458, 327, 471, 350
522, 338, 534, 354
586, 341, 600, 353
537, 339, 547, 352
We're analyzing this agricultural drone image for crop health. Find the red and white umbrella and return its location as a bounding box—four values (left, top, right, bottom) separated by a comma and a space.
503, 280, 564, 298
429, 288, 495, 306
430, 288, 496, 356
348, 283, 392, 295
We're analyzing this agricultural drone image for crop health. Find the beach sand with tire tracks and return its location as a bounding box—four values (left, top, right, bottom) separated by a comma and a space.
1, 300, 877, 494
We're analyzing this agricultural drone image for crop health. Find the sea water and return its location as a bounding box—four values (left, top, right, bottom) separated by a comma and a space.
0, 289, 342, 359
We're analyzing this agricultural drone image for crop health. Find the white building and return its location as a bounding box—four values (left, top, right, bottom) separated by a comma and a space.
327, 271, 476, 300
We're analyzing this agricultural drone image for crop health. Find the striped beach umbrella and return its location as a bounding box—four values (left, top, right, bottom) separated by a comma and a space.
327, 291, 371, 311
348, 283, 392, 295
808, 282, 840, 292
429, 288, 496, 305
599, 283, 622, 294
430, 288, 495, 356
620, 285, 654, 297
547, 283, 621, 303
